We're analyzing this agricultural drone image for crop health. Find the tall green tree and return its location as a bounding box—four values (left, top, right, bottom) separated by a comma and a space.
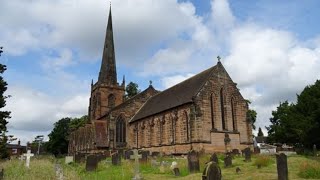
69, 115, 88, 132
125, 82, 141, 99
245, 100, 257, 130
257, 127, 264, 137
0, 48, 11, 159
266, 80, 320, 148
47, 117, 71, 156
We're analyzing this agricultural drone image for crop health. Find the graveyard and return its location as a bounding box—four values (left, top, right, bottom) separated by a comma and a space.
1, 152, 320, 179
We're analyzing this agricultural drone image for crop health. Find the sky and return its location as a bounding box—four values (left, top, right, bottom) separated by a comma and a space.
1, 0, 320, 145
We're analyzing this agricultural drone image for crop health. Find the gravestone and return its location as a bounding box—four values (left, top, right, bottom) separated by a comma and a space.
232, 149, 240, 156
139, 150, 148, 163
86, 155, 98, 171
65, 156, 74, 164
74, 153, 85, 163
96, 154, 107, 162
276, 153, 288, 180
202, 162, 221, 180
210, 153, 219, 164
23, 150, 34, 168
187, 150, 200, 173
313, 144, 317, 156
55, 163, 63, 180
170, 161, 180, 176
224, 155, 232, 168
236, 167, 241, 173
244, 148, 251, 162
130, 149, 143, 180
151, 152, 160, 157
0, 168, 3, 180
124, 150, 133, 160
112, 152, 121, 166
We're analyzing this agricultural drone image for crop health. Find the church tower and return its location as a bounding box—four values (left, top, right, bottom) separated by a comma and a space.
89, 5, 125, 121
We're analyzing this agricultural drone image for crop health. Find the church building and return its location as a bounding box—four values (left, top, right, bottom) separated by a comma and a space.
68, 7, 253, 155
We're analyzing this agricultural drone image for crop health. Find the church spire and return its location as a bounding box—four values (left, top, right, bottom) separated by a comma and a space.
98, 4, 117, 85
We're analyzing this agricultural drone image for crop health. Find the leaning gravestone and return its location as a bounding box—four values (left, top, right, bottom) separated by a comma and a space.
112, 152, 121, 166
187, 150, 200, 173
224, 154, 232, 168
86, 155, 98, 171
202, 161, 221, 180
244, 147, 251, 162
65, 156, 74, 164
276, 153, 288, 180
210, 153, 219, 164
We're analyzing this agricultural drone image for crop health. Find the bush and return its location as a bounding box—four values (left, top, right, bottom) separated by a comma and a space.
298, 161, 320, 179
254, 155, 274, 167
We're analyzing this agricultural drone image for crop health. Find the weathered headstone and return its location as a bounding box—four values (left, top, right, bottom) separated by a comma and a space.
111, 152, 121, 166
210, 153, 219, 164
86, 155, 98, 171
224, 155, 232, 168
55, 163, 63, 180
202, 162, 222, 180
244, 147, 251, 162
232, 149, 240, 156
74, 153, 85, 163
139, 150, 148, 163
236, 167, 241, 173
65, 156, 74, 164
170, 161, 180, 176
23, 150, 34, 168
187, 150, 200, 173
276, 153, 288, 180
130, 149, 143, 180
0, 168, 4, 180
124, 150, 133, 160
313, 144, 317, 156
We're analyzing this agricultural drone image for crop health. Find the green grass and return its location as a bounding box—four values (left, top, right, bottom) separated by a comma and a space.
1, 154, 319, 179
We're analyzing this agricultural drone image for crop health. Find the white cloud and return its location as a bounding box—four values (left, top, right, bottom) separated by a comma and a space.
161, 73, 195, 89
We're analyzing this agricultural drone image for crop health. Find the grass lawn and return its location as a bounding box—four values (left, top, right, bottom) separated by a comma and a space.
1, 154, 319, 180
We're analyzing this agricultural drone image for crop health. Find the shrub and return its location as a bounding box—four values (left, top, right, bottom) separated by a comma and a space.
298, 161, 320, 179
254, 155, 274, 167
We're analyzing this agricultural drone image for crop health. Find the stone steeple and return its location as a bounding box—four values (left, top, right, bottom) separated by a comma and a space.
98, 5, 117, 85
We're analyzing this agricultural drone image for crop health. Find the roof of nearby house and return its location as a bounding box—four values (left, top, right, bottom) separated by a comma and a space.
130, 62, 228, 123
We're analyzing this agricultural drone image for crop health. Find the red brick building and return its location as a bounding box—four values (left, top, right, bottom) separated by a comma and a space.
68, 7, 253, 155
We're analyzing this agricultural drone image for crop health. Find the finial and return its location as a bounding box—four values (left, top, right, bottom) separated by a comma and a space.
110, 1, 111, 7
149, 80, 153, 86
217, 56, 221, 62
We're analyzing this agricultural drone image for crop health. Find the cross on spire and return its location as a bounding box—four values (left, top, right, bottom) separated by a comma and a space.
217, 56, 221, 62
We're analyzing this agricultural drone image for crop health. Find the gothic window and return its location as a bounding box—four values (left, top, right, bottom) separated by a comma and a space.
116, 116, 126, 144
220, 88, 226, 130
210, 93, 215, 130
108, 94, 115, 108
171, 116, 175, 144
183, 111, 189, 142
231, 97, 237, 131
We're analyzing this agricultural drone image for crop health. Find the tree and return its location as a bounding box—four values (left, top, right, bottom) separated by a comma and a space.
69, 115, 88, 132
266, 80, 320, 148
125, 82, 140, 99
257, 127, 264, 137
0, 47, 11, 159
47, 117, 71, 156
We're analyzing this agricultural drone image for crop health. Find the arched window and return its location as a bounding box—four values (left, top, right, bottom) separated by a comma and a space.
210, 93, 215, 130
116, 116, 126, 144
183, 111, 189, 142
220, 88, 226, 130
108, 94, 115, 108
231, 97, 236, 131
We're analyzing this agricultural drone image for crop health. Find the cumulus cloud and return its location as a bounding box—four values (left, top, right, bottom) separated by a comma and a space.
161, 73, 195, 89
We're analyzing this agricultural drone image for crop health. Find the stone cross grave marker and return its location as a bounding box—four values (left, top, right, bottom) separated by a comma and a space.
276, 153, 288, 180
210, 153, 219, 164
23, 150, 34, 168
224, 154, 232, 168
202, 161, 221, 180
244, 147, 251, 162
86, 155, 98, 172
111, 152, 121, 166
187, 150, 200, 173
65, 156, 73, 164
130, 149, 143, 180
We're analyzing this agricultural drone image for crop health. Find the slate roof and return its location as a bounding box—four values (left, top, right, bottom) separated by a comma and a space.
130, 64, 219, 123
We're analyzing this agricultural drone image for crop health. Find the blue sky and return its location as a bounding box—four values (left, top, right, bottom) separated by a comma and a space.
1, 0, 320, 144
